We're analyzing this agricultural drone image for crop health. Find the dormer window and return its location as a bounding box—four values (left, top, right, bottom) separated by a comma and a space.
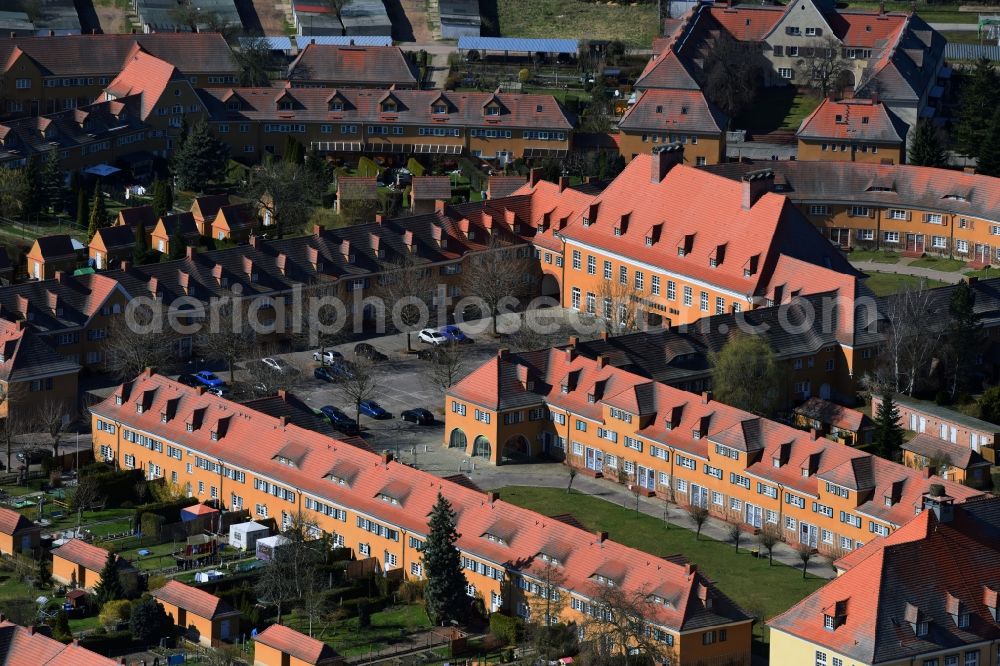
709, 258, 717, 268
862, 117, 869, 124
382, 101, 397, 113
655, 105, 663, 114
613, 227, 621, 237
645, 237, 653, 246
331, 101, 344, 111
884, 496, 893, 506
692, 429, 702, 440
115, 395, 123, 405
677, 247, 686, 257
160, 412, 168, 423
328, 474, 348, 486
227, 101, 240, 111
484, 533, 505, 545
433, 104, 447, 114
772, 457, 781, 468
486, 105, 500, 116
379, 493, 399, 505
823, 614, 834, 630
136, 404, 144, 414
801, 467, 809, 477
210, 430, 218, 441
680, 106, 688, 115
587, 393, 595, 403
916, 621, 928, 637
186, 423, 193, 432
958, 612, 970, 628
279, 100, 293, 111
582, 216, 591, 227
835, 114, 843, 123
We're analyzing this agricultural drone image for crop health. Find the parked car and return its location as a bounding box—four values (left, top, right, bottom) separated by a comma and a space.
358, 400, 391, 419
176, 374, 199, 387
16, 450, 52, 465
439, 325, 473, 344
418, 328, 448, 345
401, 408, 434, 425
262, 357, 294, 374
354, 343, 388, 362
319, 406, 359, 435
314, 366, 337, 383
206, 386, 230, 398
192, 370, 225, 388
313, 350, 344, 365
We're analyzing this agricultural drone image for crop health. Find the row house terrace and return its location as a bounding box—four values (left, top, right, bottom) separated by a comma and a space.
522, 146, 863, 328
195, 85, 573, 162
0, 319, 79, 422
91, 370, 754, 666
704, 161, 1000, 265
444, 346, 983, 558
0, 94, 155, 171
0, 32, 236, 119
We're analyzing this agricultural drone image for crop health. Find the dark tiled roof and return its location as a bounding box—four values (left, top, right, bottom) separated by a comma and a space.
0, 320, 79, 382
288, 44, 417, 87
31, 235, 76, 259
410, 176, 452, 201
794, 397, 869, 432
197, 86, 574, 130
901, 433, 990, 470
619, 89, 727, 135
0, 33, 237, 78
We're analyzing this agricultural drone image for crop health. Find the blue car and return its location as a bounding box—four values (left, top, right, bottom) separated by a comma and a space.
359, 400, 391, 419
439, 325, 474, 344
319, 406, 359, 435
192, 370, 225, 388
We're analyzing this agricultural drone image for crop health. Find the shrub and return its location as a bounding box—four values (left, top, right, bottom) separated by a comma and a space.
406, 158, 426, 177
99, 599, 132, 629
489, 613, 524, 645
146, 575, 167, 592
357, 156, 381, 178
518, 68, 530, 83
132, 496, 197, 528
398, 580, 426, 603
357, 601, 372, 628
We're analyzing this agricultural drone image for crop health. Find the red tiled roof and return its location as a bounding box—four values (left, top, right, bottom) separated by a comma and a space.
288, 44, 417, 87
152, 580, 238, 619
450, 349, 981, 521
92, 371, 751, 633
337, 177, 378, 200
708, 5, 784, 41
105, 50, 186, 120
51, 539, 128, 573
824, 11, 908, 48
0, 621, 118, 666
255, 624, 339, 665
551, 155, 857, 298
0, 508, 34, 536
796, 98, 907, 144
770, 503, 1000, 664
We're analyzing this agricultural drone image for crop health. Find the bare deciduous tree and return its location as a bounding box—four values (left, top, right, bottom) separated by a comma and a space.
0, 168, 28, 221
70, 473, 104, 530
794, 37, 853, 97
337, 357, 379, 424
685, 502, 709, 539
245, 161, 321, 239
796, 542, 814, 579
866, 282, 945, 396
582, 585, 676, 666
196, 297, 257, 384
525, 559, 568, 663
425, 343, 468, 393
35, 399, 68, 458
596, 278, 643, 336
758, 523, 783, 566
103, 302, 176, 381
725, 510, 743, 553
0, 412, 26, 473
374, 254, 438, 351
462, 237, 539, 336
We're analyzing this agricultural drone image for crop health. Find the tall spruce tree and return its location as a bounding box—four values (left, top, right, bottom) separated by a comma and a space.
976, 110, 1000, 178
41, 150, 64, 213
956, 58, 1000, 160
133, 218, 148, 265
151, 179, 174, 219
172, 120, 228, 192
168, 219, 186, 260
873, 393, 905, 461
908, 121, 947, 168
422, 493, 470, 625
86, 184, 109, 241
93, 550, 124, 603
23, 156, 43, 220
283, 136, 305, 164
947, 280, 981, 398
76, 186, 87, 229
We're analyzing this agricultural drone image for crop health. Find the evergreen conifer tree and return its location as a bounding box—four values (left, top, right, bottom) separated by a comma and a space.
947, 280, 982, 398
168, 218, 186, 260
41, 150, 65, 213
133, 218, 148, 265
873, 394, 905, 461
422, 493, 470, 625
956, 58, 1000, 160
93, 550, 124, 603
908, 121, 947, 168
976, 110, 1000, 177
86, 184, 109, 241
23, 156, 43, 220
171, 120, 229, 191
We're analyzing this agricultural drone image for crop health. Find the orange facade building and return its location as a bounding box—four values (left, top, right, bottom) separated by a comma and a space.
444, 346, 983, 558
795, 98, 907, 165
91, 371, 753, 666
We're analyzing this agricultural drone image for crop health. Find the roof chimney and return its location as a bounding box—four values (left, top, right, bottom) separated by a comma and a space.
249, 235, 259, 248
279, 416, 289, 427
558, 176, 569, 192
685, 563, 697, 577
120, 260, 131, 271
596, 530, 608, 543
487, 491, 499, 503
313, 224, 323, 235
186, 245, 196, 259
435, 200, 447, 213
701, 390, 711, 404
810, 427, 819, 440
382, 451, 393, 465
741, 169, 774, 210
374, 214, 384, 224
497, 347, 509, 359
568, 336, 579, 348
651, 143, 684, 184
529, 167, 542, 187
48, 29, 54, 36
597, 355, 607, 368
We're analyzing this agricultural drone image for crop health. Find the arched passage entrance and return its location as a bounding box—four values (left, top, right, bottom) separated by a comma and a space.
449, 428, 467, 449
540, 274, 560, 300
501, 434, 531, 464
472, 435, 492, 460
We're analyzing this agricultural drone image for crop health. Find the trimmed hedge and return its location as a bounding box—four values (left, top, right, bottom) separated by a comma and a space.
132, 496, 198, 528
489, 613, 524, 645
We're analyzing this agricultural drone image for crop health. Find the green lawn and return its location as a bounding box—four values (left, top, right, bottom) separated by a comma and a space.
908, 256, 968, 272
964, 267, 1000, 280
847, 250, 900, 264
733, 88, 820, 133
842, 1, 977, 22
284, 604, 432, 656
497, 486, 825, 633
862, 272, 948, 296
496, 0, 658, 46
